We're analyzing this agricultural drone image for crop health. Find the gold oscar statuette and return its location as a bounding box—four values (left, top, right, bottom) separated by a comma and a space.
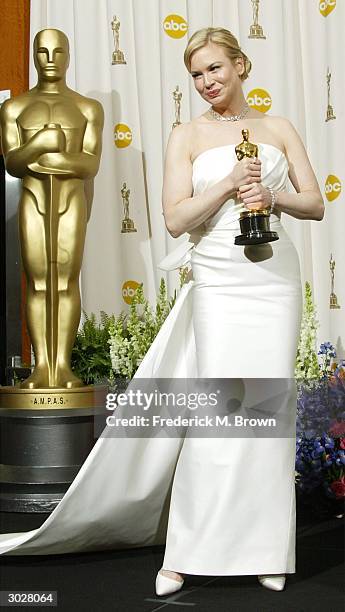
111, 15, 127, 65
329, 253, 340, 309
326, 68, 336, 122
0, 28, 106, 408
121, 182, 137, 233
234, 129, 279, 246
248, 0, 266, 39
172, 86, 182, 129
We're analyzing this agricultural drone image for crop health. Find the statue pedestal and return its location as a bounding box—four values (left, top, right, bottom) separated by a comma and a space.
0, 386, 108, 512
248, 24, 266, 39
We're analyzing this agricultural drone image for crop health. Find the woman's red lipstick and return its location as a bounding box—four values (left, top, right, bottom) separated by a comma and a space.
207, 89, 221, 98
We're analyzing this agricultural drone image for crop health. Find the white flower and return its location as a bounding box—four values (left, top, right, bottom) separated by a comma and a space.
108, 278, 176, 380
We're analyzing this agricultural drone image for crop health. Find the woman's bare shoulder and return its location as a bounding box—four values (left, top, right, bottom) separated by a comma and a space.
166, 114, 210, 160
170, 115, 208, 135
262, 114, 302, 149
164, 122, 193, 165
166, 119, 200, 157
168, 120, 195, 142
262, 114, 296, 133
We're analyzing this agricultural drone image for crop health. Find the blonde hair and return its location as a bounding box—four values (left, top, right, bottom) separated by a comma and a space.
184, 27, 252, 81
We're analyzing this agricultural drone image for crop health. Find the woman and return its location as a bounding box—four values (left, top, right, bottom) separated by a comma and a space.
0, 26, 323, 600
156, 27, 323, 596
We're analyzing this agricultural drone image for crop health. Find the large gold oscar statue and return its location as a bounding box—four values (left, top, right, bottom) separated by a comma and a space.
0, 29, 107, 512
0, 29, 104, 407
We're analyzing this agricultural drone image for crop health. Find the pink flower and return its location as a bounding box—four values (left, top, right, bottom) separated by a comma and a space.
329, 420, 345, 437
330, 476, 345, 499
340, 437, 345, 450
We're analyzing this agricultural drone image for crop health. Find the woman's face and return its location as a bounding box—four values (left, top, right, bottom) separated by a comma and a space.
190, 42, 244, 105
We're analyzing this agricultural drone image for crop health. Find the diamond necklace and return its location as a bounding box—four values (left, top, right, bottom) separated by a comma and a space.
208, 103, 250, 122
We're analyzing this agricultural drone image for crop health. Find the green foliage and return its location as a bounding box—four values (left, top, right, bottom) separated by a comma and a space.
178, 266, 190, 288
295, 282, 322, 383
71, 311, 114, 385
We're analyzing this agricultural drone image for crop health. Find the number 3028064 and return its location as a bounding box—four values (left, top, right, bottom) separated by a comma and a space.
0, 591, 57, 606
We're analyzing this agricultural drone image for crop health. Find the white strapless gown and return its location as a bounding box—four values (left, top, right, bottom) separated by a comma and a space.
0, 144, 302, 576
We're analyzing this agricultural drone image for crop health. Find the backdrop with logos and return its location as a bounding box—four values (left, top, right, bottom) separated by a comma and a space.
29, 0, 344, 356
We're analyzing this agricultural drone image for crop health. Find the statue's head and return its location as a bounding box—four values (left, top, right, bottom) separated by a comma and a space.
33, 29, 70, 82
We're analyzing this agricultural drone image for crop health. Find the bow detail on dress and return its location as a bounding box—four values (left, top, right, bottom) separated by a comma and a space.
157, 226, 204, 271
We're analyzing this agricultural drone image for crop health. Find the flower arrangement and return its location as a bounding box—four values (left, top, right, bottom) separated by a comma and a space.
108, 278, 177, 380
296, 433, 345, 496
318, 342, 337, 378
295, 282, 345, 516
108, 271, 191, 380
296, 358, 345, 487
72, 273, 187, 385
295, 281, 321, 383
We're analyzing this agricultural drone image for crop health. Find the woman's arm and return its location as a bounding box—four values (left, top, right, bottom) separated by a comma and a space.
274, 117, 324, 220
238, 117, 324, 221
162, 122, 261, 238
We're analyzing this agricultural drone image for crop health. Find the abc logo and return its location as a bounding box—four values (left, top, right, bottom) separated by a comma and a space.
325, 174, 341, 202
246, 88, 272, 113
122, 280, 140, 304
163, 14, 188, 39
114, 123, 132, 148
319, 0, 336, 17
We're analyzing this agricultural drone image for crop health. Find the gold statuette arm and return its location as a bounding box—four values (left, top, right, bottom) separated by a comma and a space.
37, 151, 100, 178
0, 99, 66, 178
37, 100, 104, 178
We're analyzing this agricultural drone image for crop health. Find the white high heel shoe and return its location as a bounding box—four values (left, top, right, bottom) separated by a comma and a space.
257, 574, 286, 591
155, 569, 185, 596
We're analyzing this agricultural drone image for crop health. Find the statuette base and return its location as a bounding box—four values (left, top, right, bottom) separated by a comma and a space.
326, 105, 336, 122
121, 218, 137, 233
235, 211, 278, 245
248, 24, 266, 39
330, 294, 341, 309
112, 50, 126, 65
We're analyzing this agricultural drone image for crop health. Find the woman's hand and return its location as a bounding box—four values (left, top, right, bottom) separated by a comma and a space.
237, 182, 272, 211
229, 157, 261, 191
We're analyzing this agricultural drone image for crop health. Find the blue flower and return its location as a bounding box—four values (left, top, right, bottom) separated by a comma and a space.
318, 342, 336, 357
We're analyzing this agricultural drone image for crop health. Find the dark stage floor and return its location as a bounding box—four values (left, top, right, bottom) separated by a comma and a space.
0, 510, 343, 612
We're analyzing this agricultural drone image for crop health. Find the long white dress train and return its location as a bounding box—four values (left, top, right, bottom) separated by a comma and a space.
0, 144, 302, 576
